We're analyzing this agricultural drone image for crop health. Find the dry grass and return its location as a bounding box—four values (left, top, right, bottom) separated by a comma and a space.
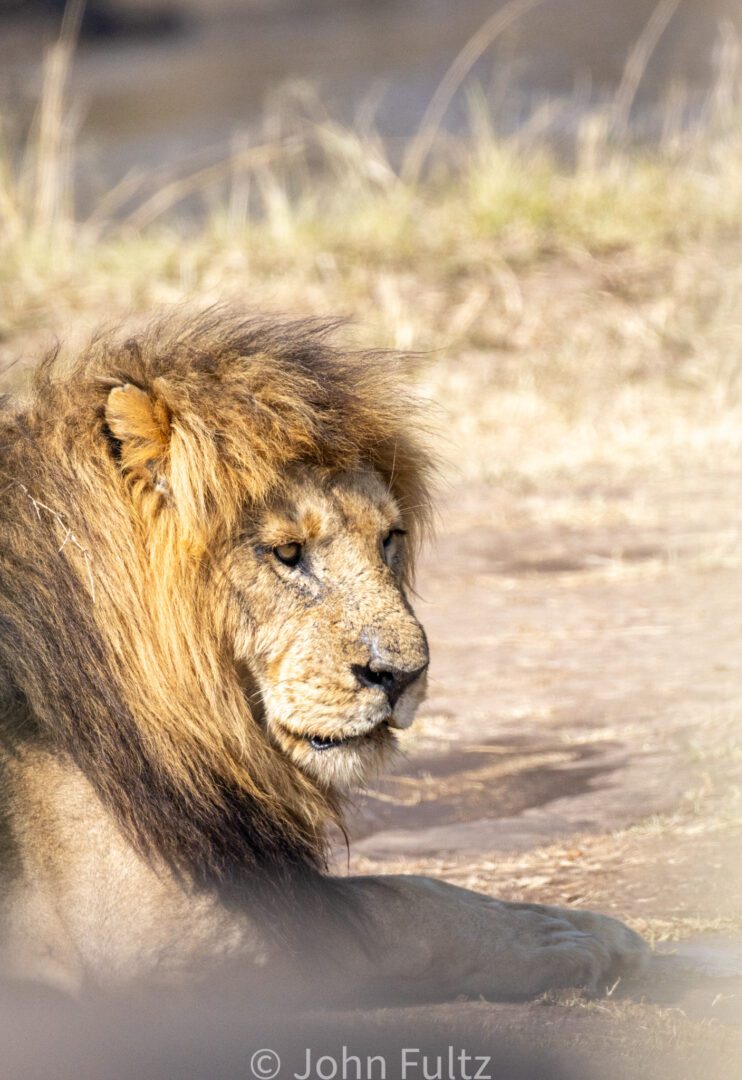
1, 22, 742, 496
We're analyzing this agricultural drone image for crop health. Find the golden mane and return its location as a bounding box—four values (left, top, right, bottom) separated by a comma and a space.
0, 311, 432, 897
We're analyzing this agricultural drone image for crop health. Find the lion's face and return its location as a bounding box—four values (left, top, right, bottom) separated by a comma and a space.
226, 469, 429, 791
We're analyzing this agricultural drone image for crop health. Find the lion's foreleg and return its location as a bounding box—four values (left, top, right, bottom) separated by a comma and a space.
330, 874, 647, 1001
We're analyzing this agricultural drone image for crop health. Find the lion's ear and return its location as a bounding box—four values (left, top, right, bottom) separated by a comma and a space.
105, 383, 172, 487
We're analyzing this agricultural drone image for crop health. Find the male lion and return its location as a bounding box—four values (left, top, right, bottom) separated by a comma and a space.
0, 312, 645, 997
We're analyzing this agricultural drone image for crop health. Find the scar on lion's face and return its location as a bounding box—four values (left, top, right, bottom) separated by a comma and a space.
227, 469, 429, 791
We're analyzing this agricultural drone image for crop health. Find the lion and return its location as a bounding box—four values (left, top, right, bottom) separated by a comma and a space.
0, 311, 646, 997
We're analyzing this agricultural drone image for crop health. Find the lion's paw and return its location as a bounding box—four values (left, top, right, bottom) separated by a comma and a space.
502, 902, 648, 996
550, 905, 648, 978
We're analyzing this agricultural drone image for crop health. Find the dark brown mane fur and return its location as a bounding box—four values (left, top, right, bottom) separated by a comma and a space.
0, 311, 432, 901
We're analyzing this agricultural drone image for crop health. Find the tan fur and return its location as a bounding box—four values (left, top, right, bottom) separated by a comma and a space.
0, 311, 647, 997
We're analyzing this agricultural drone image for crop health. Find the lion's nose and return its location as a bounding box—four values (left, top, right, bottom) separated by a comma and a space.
351, 657, 428, 707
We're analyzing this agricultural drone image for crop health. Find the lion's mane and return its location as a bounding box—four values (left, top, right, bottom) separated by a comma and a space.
0, 312, 431, 899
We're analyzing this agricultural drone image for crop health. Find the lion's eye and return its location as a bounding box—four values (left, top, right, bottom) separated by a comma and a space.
273, 541, 303, 568
382, 528, 406, 555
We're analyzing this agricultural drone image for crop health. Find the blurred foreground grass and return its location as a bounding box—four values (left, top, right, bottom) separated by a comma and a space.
1, 22, 742, 491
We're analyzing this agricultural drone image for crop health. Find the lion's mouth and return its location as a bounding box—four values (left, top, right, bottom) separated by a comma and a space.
306, 720, 389, 752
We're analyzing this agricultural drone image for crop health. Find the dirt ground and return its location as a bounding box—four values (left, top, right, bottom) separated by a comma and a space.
330, 470, 742, 1078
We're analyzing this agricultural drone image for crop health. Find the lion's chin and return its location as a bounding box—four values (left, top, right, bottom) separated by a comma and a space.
278, 718, 395, 790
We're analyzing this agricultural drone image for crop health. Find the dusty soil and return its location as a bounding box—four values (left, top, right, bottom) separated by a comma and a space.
331, 471, 742, 1078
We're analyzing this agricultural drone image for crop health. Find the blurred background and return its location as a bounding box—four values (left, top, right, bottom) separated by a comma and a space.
1, 0, 741, 202
1, 2, 742, 1077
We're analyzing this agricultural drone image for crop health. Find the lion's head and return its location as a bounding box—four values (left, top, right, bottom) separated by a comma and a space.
224, 468, 429, 791
0, 312, 432, 891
